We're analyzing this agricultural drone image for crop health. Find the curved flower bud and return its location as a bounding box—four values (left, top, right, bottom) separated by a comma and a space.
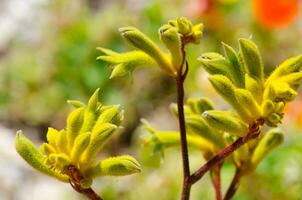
97, 48, 156, 78
245, 74, 263, 103
198, 52, 231, 78
94, 105, 123, 129
239, 38, 264, 82
86, 155, 141, 177
251, 129, 284, 168
159, 25, 182, 70
235, 88, 261, 118
66, 107, 84, 148
186, 115, 224, 147
70, 132, 91, 163
202, 110, 248, 137
80, 123, 117, 166
208, 75, 252, 121
186, 97, 215, 115
266, 55, 302, 84
222, 42, 245, 88
15, 131, 69, 182
119, 27, 174, 75
261, 100, 275, 117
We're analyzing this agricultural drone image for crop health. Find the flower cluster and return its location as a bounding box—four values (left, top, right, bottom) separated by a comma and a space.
97, 17, 203, 78
143, 38, 302, 174
16, 89, 141, 188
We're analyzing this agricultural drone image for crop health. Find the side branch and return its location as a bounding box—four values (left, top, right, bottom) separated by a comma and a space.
190, 119, 263, 184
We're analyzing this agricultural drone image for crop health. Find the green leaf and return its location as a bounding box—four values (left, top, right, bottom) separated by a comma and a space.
86, 155, 141, 177
239, 38, 264, 82
15, 131, 69, 182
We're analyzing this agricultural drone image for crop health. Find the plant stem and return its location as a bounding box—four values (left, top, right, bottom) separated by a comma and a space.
224, 168, 241, 200
175, 48, 191, 200
190, 119, 263, 184
64, 165, 103, 200
210, 163, 223, 200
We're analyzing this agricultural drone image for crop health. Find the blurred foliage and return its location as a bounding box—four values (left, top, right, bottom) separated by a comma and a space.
0, 0, 302, 199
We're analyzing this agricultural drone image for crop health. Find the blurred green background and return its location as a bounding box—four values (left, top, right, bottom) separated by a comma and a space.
0, 0, 301, 199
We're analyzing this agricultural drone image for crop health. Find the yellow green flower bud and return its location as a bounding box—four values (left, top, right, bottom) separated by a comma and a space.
251, 129, 284, 168
186, 115, 224, 147
86, 155, 141, 177
239, 38, 264, 82
222, 42, 245, 88
202, 110, 248, 137
15, 131, 69, 182
119, 27, 174, 75
159, 25, 183, 70
70, 132, 91, 163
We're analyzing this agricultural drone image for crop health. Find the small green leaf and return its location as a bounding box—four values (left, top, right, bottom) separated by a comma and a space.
86, 155, 141, 177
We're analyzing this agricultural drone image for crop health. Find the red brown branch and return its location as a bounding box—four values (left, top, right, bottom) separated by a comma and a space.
210, 163, 223, 200
190, 119, 264, 184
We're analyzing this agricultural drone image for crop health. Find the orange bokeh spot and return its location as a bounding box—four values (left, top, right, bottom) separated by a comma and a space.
253, 0, 299, 29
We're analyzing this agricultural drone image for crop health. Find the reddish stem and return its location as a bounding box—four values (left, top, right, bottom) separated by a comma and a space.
210, 163, 223, 200
176, 61, 191, 200
190, 119, 263, 184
